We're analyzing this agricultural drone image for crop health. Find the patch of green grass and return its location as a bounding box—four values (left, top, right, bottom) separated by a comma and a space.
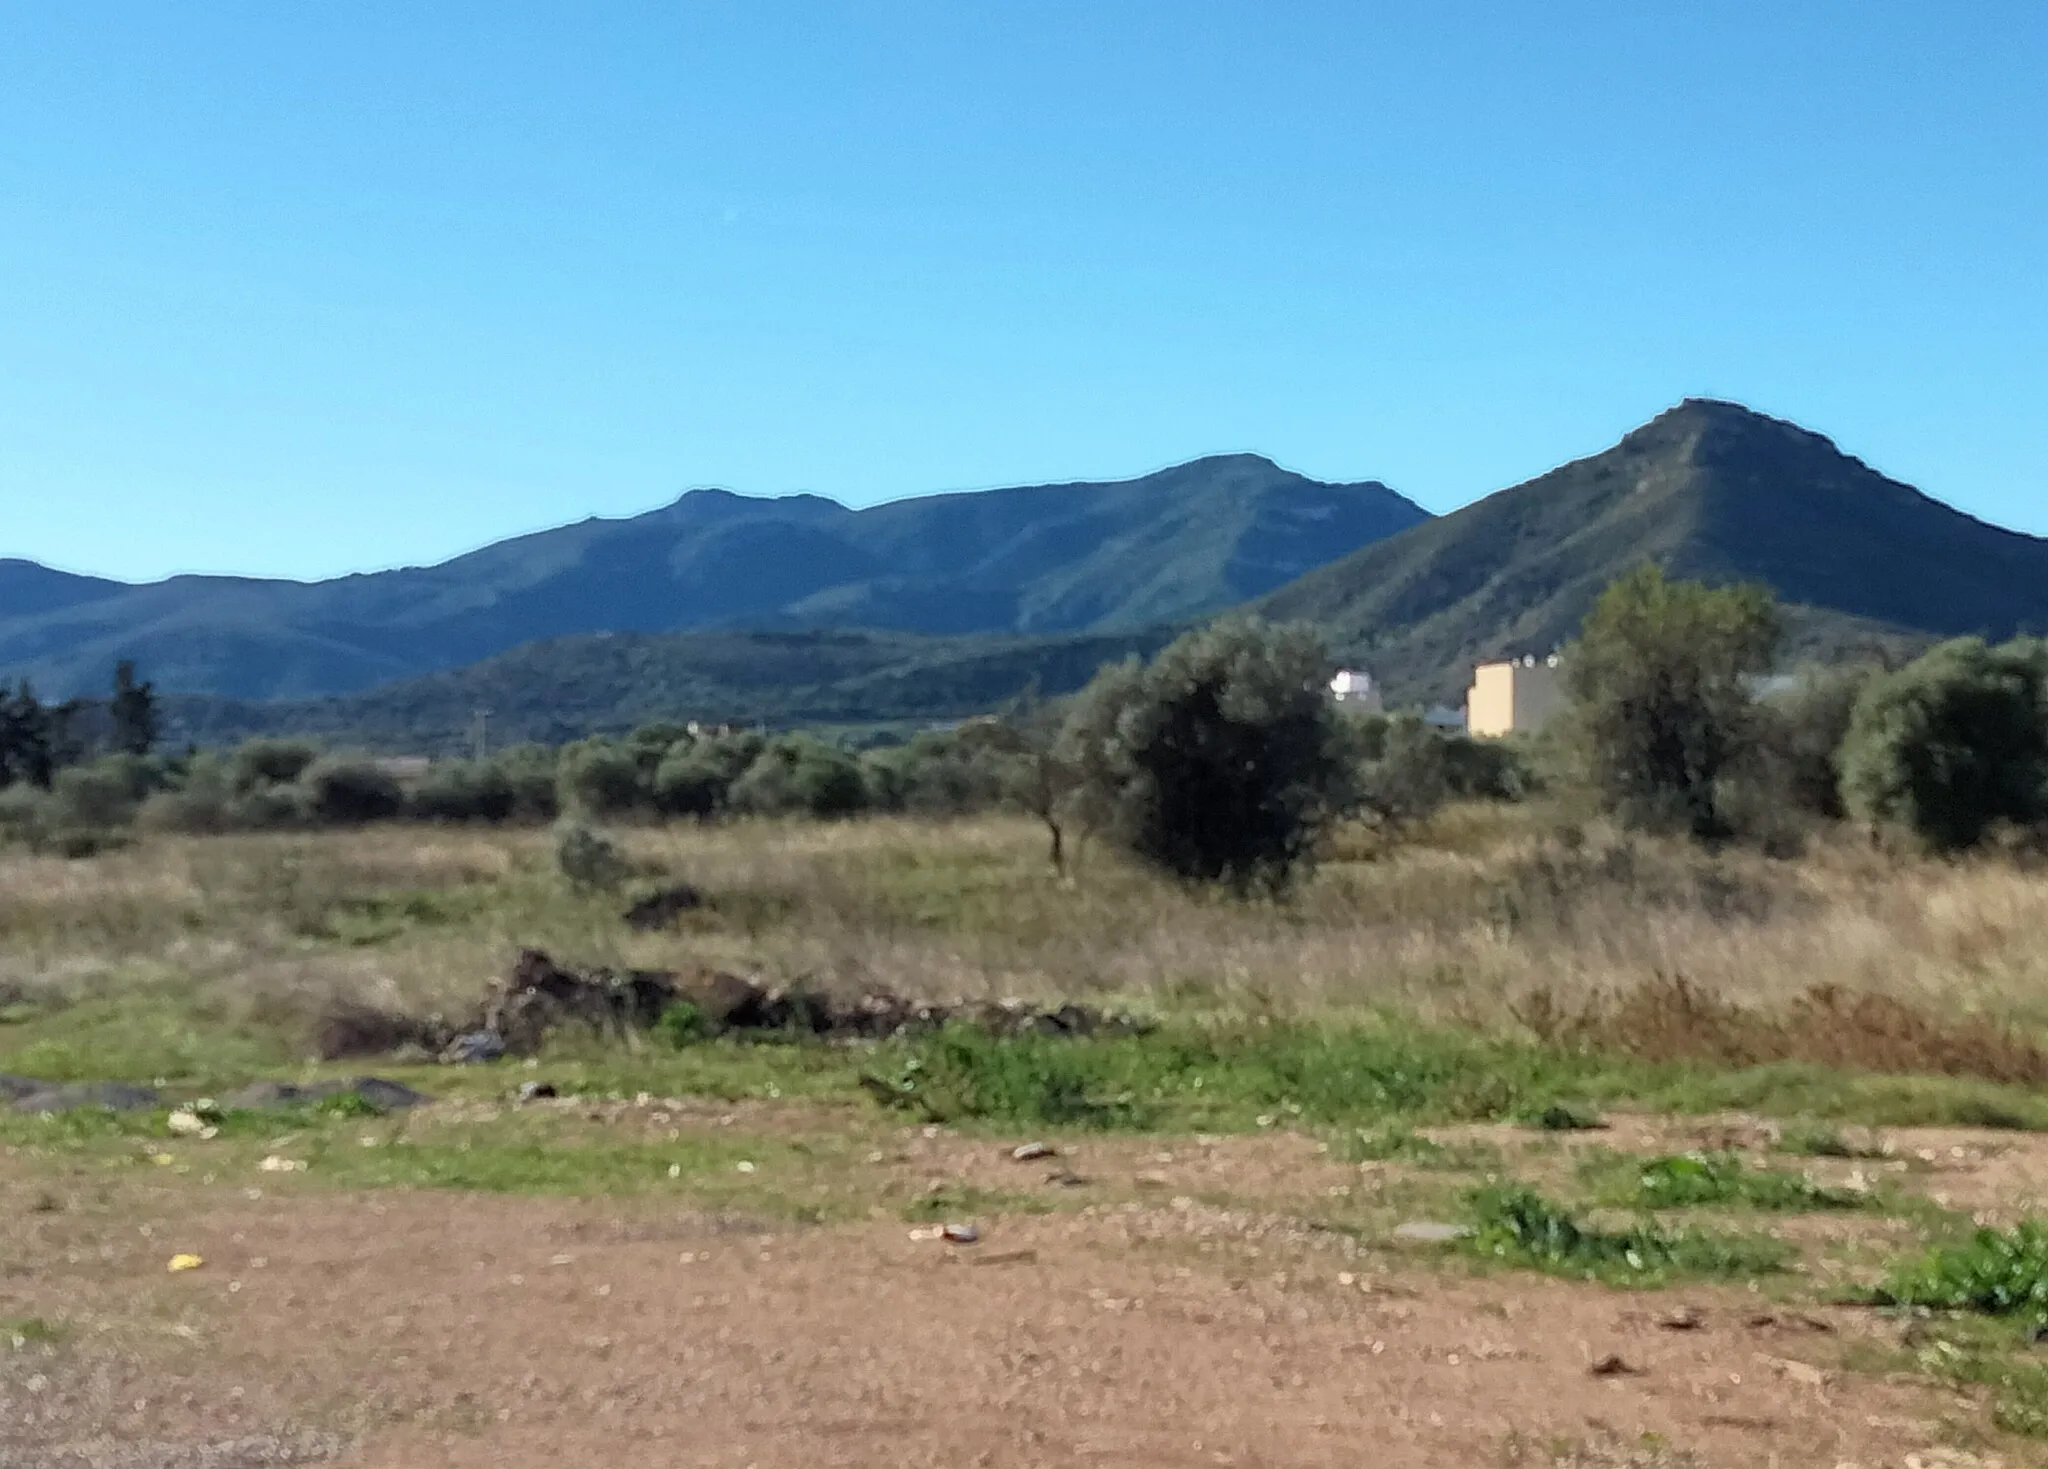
1465, 1184, 1790, 1286
652, 1001, 707, 1048
860, 1020, 1638, 1131
1877, 1222, 2048, 1326
310, 1130, 763, 1196
0, 994, 295, 1087
1855, 1319, 2048, 1442
1776, 1125, 1889, 1160
860, 1020, 2048, 1136
1585, 1150, 1873, 1212
312, 888, 492, 946
4, 1316, 64, 1348
1337, 1125, 1504, 1172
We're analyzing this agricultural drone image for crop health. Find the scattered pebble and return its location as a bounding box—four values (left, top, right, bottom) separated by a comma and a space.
1391, 1221, 1472, 1244
735, 1161, 756, 1174
167, 1254, 204, 1273
1011, 1141, 1055, 1162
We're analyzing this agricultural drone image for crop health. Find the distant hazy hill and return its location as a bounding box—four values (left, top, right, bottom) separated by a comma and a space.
1261, 399, 2048, 700
162, 627, 1176, 752
0, 454, 1424, 700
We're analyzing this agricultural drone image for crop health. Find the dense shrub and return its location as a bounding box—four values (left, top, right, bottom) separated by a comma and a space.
1355, 714, 1451, 829
1840, 637, 2048, 851
47, 759, 146, 831
624, 722, 694, 775
1763, 664, 1876, 819
555, 820, 631, 889
1059, 617, 1350, 892
229, 782, 308, 829
1565, 566, 1779, 838
136, 752, 237, 833
230, 738, 319, 793
556, 738, 646, 816
0, 783, 47, 844
728, 734, 868, 818
859, 728, 1007, 815
652, 744, 737, 817
411, 759, 518, 822
493, 743, 561, 820
300, 756, 405, 824
1442, 732, 1536, 801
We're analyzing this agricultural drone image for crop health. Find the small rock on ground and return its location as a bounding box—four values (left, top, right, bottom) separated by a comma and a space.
10, 1082, 162, 1114
1391, 1221, 1473, 1244
218, 1078, 428, 1113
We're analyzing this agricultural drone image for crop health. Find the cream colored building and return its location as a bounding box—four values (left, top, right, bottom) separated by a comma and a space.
1465, 655, 1564, 737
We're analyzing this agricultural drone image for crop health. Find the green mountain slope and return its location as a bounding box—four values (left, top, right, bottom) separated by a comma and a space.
1260, 400, 2048, 700
162, 627, 1176, 752
0, 455, 1423, 700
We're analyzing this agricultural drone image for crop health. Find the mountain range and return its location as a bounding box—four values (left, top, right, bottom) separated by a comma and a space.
1261, 399, 2048, 699
0, 455, 1423, 702
9, 399, 2048, 749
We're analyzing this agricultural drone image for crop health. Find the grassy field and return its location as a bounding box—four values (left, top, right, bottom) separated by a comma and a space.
5, 802, 2048, 1086
9, 806, 2048, 1461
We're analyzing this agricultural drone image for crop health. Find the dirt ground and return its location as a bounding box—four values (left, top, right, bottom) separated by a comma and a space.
3, 1118, 2034, 1469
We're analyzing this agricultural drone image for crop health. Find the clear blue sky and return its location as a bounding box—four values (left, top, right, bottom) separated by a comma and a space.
4, 2, 2044, 582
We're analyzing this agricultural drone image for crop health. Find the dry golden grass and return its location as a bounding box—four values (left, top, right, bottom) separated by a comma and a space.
3, 803, 2047, 1066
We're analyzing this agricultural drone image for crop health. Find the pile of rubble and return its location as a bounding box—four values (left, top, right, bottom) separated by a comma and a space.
321, 947, 1151, 1062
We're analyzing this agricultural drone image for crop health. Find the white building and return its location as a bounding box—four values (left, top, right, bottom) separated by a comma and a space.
1328, 669, 1384, 713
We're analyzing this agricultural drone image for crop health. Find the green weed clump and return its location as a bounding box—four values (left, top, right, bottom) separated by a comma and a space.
1468, 1185, 1789, 1285
1621, 1151, 1870, 1211
1338, 1125, 1503, 1172
1877, 1222, 2048, 1326
5, 1317, 64, 1348
1776, 1126, 1888, 1160
861, 1027, 1150, 1128
654, 1001, 707, 1048
858, 1020, 1618, 1131
1905, 1334, 2048, 1439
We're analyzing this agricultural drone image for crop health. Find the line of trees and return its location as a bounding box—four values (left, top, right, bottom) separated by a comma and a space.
0, 661, 160, 791
7, 576, 2038, 875
1563, 564, 2048, 854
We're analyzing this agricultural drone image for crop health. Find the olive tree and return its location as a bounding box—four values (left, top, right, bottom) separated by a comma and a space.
1565, 566, 1779, 838
1839, 637, 2048, 851
1058, 618, 1350, 892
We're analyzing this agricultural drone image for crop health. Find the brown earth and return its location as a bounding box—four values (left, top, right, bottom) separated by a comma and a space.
6, 1116, 2041, 1468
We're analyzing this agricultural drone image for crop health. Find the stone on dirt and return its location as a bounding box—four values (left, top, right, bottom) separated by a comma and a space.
10, 1081, 162, 1114
1588, 1352, 1644, 1377
1391, 1221, 1473, 1244
314, 948, 1156, 1062
440, 1030, 508, 1065
622, 883, 706, 931
219, 1077, 429, 1113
